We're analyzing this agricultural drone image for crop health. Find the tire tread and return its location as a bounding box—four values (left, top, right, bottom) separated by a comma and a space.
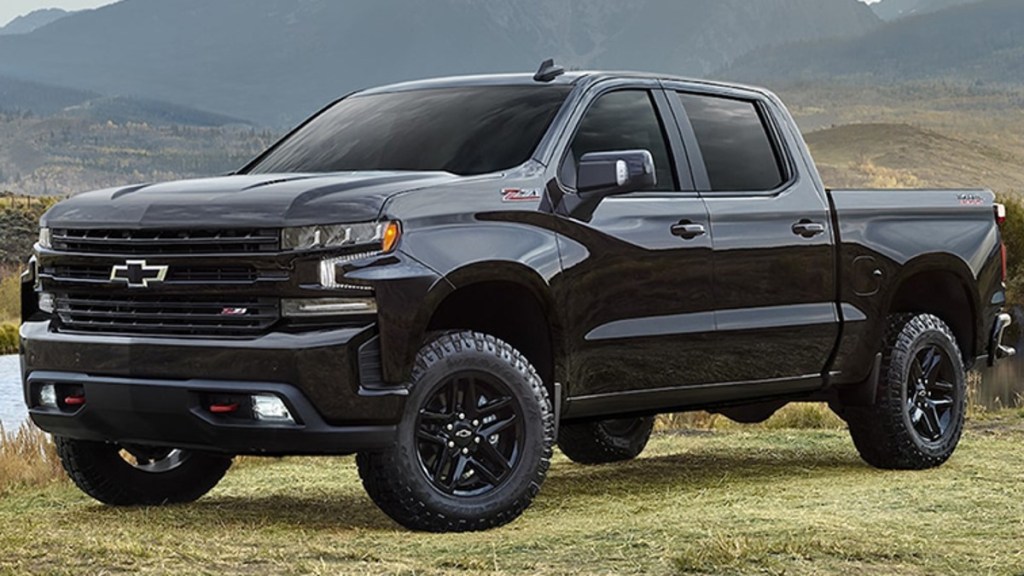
357, 331, 554, 532
846, 313, 966, 470
55, 437, 231, 506
558, 417, 655, 465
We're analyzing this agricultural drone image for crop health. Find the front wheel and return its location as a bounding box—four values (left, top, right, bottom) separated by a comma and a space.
55, 437, 232, 505
845, 313, 967, 470
357, 331, 554, 532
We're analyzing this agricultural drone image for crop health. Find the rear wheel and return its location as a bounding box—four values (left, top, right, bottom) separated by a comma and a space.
846, 313, 967, 470
55, 437, 232, 505
558, 416, 655, 464
357, 331, 554, 532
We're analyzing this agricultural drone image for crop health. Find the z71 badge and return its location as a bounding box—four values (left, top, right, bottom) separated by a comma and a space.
502, 188, 542, 202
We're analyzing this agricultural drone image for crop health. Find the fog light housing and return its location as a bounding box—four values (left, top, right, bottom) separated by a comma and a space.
282, 297, 377, 317
251, 394, 294, 423
39, 384, 57, 408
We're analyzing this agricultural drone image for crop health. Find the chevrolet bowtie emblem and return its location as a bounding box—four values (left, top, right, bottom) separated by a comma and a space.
110, 260, 169, 288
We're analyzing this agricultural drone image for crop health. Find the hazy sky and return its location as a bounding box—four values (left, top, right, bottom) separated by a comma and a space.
2, 0, 883, 30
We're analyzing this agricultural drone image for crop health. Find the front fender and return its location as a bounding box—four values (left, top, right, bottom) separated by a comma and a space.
369, 215, 564, 384
341, 251, 453, 384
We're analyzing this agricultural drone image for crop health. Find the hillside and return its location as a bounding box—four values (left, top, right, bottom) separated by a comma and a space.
0, 114, 274, 197
0, 75, 250, 127
0, 76, 98, 117
0, 0, 879, 126
805, 122, 1024, 193
0, 8, 69, 35
727, 0, 1024, 86
60, 96, 249, 127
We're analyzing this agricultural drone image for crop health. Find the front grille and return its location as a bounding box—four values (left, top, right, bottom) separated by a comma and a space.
41, 265, 266, 285
51, 228, 280, 254
55, 294, 279, 337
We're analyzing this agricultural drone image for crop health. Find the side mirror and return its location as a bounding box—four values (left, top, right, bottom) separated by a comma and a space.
577, 150, 657, 199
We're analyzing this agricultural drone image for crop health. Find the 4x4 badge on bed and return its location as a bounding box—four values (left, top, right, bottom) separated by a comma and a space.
109, 260, 169, 288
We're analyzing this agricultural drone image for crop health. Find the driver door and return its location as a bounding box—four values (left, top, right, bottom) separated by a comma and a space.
552, 86, 715, 410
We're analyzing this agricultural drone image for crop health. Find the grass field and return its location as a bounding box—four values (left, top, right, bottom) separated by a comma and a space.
1, 411, 1022, 576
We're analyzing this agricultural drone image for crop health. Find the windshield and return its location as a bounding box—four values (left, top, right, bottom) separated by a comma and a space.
247, 85, 573, 176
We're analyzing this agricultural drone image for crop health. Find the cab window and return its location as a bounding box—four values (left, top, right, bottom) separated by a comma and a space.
677, 93, 785, 192
562, 90, 676, 192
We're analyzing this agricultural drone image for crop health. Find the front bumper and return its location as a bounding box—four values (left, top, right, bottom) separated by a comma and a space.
20, 320, 407, 455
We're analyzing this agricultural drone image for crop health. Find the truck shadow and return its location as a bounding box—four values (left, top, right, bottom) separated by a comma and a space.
70, 443, 869, 532
541, 447, 866, 501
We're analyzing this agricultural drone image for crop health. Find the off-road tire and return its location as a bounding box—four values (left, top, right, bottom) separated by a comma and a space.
846, 313, 967, 470
357, 331, 554, 532
557, 416, 655, 464
55, 437, 232, 505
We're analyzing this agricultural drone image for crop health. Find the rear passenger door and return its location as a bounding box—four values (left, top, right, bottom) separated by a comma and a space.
666, 86, 838, 387
552, 83, 716, 402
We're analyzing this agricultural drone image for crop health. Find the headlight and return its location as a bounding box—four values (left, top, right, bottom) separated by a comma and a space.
281, 221, 401, 252
319, 251, 380, 289
38, 228, 52, 249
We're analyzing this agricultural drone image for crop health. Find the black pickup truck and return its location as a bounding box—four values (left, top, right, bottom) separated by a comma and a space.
20, 62, 1014, 532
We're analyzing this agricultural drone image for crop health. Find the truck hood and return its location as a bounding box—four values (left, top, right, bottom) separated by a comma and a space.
41, 172, 461, 229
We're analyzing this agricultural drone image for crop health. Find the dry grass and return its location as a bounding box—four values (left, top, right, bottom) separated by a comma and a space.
0, 421, 63, 496
658, 403, 845, 433
0, 271, 19, 325
0, 413, 1022, 575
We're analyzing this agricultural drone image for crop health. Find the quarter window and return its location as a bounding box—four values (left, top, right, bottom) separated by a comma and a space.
677, 93, 785, 192
563, 90, 676, 192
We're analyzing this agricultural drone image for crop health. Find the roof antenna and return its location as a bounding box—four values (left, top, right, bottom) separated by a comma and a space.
534, 58, 565, 83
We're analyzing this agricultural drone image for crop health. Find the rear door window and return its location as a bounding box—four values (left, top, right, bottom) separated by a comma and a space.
677, 93, 785, 193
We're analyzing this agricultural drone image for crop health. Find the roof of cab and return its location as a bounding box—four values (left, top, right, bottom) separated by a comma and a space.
356, 71, 765, 97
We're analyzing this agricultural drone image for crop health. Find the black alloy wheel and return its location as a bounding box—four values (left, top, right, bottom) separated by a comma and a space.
415, 371, 524, 496
904, 344, 958, 443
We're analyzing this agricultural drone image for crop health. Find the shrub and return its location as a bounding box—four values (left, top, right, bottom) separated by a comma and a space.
0, 323, 17, 355
996, 193, 1024, 304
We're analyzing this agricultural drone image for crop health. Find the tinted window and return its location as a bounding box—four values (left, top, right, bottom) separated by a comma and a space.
248, 86, 572, 176
564, 90, 676, 191
677, 93, 785, 192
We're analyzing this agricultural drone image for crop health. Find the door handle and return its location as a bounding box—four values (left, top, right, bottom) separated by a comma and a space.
792, 220, 826, 238
670, 221, 706, 240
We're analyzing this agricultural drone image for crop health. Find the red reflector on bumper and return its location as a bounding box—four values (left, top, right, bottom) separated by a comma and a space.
209, 403, 240, 414
64, 395, 86, 406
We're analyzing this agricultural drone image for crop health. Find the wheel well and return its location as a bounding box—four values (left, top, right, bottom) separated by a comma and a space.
427, 282, 556, 393
888, 269, 975, 359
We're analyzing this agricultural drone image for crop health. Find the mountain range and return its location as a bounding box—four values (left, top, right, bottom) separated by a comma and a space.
726, 0, 1024, 86
0, 0, 1019, 127
0, 0, 880, 126
870, 0, 980, 20
0, 8, 69, 35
